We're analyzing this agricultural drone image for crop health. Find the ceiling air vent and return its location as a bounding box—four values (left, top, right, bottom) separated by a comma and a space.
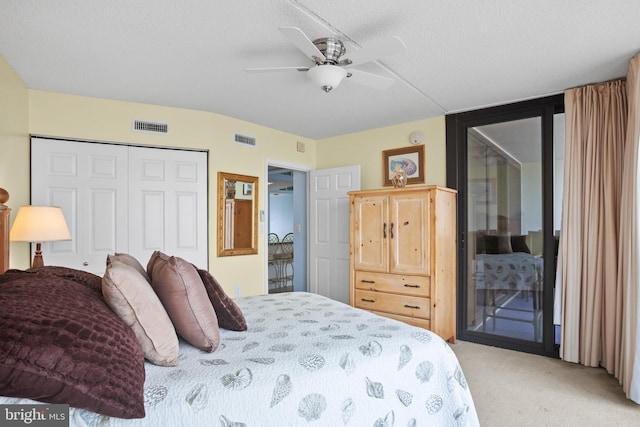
234, 133, 256, 147
132, 119, 169, 134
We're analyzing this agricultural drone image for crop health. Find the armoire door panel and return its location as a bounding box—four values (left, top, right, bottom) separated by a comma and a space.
389, 194, 430, 275
352, 195, 388, 273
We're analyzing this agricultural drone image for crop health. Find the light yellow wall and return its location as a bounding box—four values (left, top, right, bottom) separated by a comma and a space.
316, 116, 446, 190
0, 55, 30, 269
22, 90, 316, 296
1, 54, 450, 297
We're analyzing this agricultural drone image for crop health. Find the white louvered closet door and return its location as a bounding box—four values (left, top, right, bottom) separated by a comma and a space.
31, 137, 208, 275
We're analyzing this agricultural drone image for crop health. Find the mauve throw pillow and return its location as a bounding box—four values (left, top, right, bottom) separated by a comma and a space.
0, 267, 145, 419
197, 269, 247, 331
147, 251, 220, 352
103, 260, 179, 366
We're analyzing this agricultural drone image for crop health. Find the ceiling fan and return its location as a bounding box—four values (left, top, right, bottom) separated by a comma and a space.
245, 27, 406, 93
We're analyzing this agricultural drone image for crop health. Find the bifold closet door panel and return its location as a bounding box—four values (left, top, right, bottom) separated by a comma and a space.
127, 146, 208, 269
31, 137, 129, 275
31, 137, 208, 274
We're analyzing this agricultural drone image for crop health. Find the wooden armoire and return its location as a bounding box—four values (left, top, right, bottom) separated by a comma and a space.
349, 185, 457, 342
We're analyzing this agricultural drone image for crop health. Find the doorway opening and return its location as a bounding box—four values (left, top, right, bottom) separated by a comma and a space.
266, 164, 307, 294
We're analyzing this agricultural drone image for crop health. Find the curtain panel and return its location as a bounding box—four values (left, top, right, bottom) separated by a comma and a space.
560, 52, 640, 403
618, 53, 640, 402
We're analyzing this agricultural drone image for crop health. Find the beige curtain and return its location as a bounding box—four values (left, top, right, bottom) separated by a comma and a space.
560, 53, 640, 403
618, 54, 640, 401
560, 80, 627, 367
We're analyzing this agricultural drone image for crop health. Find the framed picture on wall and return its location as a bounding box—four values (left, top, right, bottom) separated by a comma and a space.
243, 183, 253, 196
382, 145, 425, 186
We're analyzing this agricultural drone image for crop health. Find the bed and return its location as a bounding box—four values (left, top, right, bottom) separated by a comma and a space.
0, 257, 479, 426
475, 252, 544, 340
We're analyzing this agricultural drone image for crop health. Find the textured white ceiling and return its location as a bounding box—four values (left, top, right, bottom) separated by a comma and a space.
1, 0, 639, 139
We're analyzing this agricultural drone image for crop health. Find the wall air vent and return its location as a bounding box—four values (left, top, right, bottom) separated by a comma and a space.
132, 119, 169, 134
234, 133, 256, 147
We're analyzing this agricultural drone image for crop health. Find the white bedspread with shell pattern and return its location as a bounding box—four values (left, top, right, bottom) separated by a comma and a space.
51, 292, 480, 426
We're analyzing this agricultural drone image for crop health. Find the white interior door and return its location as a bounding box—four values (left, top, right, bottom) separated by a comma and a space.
309, 165, 360, 304
31, 138, 129, 275
31, 137, 208, 274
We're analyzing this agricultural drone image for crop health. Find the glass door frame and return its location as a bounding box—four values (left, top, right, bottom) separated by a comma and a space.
446, 94, 564, 357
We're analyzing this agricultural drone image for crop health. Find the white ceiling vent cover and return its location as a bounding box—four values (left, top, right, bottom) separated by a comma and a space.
234, 133, 256, 147
132, 119, 169, 134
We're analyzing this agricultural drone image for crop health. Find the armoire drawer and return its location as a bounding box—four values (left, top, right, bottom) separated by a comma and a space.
372, 310, 431, 330
354, 271, 430, 297
354, 289, 431, 320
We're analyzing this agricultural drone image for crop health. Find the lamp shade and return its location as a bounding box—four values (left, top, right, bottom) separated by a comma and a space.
307, 64, 347, 92
10, 206, 71, 242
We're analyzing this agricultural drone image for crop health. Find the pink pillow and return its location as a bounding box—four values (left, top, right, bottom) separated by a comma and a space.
103, 259, 179, 366
147, 251, 220, 352
197, 269, 247, 331
107, 253, 150, 281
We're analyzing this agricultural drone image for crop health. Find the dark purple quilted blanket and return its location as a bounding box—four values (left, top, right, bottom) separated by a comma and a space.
0, 266, 145, 418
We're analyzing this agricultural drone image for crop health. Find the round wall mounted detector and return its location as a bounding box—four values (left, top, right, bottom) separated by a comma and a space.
409, 131, 424, 145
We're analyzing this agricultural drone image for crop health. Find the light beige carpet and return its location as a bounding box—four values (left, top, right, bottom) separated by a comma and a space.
450, 340, 640, 427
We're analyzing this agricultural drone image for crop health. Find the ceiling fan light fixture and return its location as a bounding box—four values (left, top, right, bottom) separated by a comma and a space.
307, 65, 347, 92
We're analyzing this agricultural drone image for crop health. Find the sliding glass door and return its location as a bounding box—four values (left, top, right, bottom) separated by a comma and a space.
467, 117, 545, 343
447, 95, 564, 356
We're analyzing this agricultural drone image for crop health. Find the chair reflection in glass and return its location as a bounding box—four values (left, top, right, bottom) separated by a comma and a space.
271, 232, 293, 292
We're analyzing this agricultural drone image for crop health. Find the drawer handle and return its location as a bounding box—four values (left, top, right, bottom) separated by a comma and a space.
404, 304, 420, 310
390, 222, 394, 238
383, 223, 387, 238
361, 298, 376, 303
404, 284, 420, 288
361, 280, 375, 284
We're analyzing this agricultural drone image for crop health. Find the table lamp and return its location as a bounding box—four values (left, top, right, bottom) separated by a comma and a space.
10, 206, 71, 267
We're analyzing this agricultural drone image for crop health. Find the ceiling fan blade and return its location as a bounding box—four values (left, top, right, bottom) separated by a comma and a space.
279, 27, 326, 63
341, 36, 406, 67
346, 69, 394, 90
244, 66, 310, 73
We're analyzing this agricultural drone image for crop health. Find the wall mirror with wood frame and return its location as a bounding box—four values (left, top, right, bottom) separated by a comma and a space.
217, 172, 259, 256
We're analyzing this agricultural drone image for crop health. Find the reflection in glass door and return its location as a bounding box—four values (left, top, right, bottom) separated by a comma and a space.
447, 95, 564, 356
466, 118, 543, 343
